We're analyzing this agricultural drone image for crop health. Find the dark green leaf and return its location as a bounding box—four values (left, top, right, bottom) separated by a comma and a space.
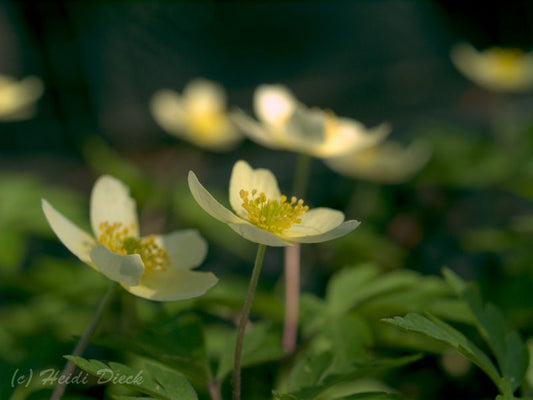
383, 313, 501, 387
443, 268, 529, 391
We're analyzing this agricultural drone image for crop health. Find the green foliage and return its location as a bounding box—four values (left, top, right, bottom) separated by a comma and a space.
66, 355, 198, 400
384, 269, 529, 398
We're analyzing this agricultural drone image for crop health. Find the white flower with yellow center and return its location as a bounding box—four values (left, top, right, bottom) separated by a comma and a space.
188, 160, 360, 246
150, 79, 242, 151
325, 140, 431, 183
42, 175, 217, 301
451, 43, 533, 92
231, 84, 390, 158
0, 74, 43, 121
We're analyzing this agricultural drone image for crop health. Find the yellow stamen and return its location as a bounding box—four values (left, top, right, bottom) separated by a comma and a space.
98, 221, 170, 274
240, 189, 309, 234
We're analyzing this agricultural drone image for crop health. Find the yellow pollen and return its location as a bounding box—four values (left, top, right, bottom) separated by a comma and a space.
98, 221, 170, 274
240, 189, 309, 234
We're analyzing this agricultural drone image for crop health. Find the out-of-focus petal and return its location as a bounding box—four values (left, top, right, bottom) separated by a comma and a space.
254, 84, 297, 129
150, 89, 187, 137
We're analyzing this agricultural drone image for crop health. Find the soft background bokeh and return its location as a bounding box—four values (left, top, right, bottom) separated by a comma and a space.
2, 1, 533, 399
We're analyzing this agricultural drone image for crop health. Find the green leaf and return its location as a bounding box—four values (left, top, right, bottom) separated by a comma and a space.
287, 352, 333, 392
96, 314, 210, 387
66, 356, 197, 400
279, 355, 420, 400
443, 268, 529, 391
335, 393, 405, 400
327, 265, 420, 315
216, 322, 285, 381
383, 313, 501, 386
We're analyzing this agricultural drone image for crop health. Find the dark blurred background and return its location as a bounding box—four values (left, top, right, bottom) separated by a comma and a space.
3, 2, 533, 399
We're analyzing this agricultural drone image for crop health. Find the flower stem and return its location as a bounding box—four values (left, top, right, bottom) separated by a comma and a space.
50, 281, 118, 400
291, 153, 312, 198
282, 243, 300, 353
283, 153, 312, 353
232, 244, 267, 400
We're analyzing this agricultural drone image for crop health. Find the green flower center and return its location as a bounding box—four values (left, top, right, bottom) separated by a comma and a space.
240, 189, 309, 234
98, 221, 170, 274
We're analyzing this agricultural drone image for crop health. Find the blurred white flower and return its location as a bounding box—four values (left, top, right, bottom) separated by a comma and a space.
325, 140, 431, 183
0, 74, 43, 121
150, 79, 242, 151
451, 43, 533, 93
232, 84, 390, 158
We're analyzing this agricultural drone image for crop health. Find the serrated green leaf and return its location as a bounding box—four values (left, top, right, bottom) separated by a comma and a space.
280, 355, 420, 400
144, 362, 197, 400
66, 355, 197, 400
383, 313, 501, 387
443, 268, 529, 391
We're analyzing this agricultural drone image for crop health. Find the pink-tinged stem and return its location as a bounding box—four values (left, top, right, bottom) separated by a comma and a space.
283, 243, 300, 353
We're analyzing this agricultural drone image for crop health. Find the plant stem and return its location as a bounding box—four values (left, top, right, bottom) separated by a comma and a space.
50, 282, 118, 400
232, 244, 267, 400
282, 243, 300, 352
291, 153, 312, 198
283, 153, 312, 353
208, 378, 222, 400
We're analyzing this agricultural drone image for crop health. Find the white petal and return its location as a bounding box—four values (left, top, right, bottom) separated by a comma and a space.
228, 221, 292, 247
0, 75, 44, 120
90, 175, 139, 238
254, 84, 297, 129
89, 244, 144, 286
41, 199, 96, 265
325, 140, 431, 183
231, 109, 281, 149
123, 269, 218, 301
229, 160, 281, 218
290, 220, 361, 243
154, 230, 207, 270
188, 171, 243, 224
184, 79, 226, 114
314, 120, 391, 158
284, 208, 345, 237
150, 89, 187, 136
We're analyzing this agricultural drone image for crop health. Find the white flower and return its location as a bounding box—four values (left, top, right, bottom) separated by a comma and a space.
325, 140, 431, 183
451, 43, 533, 92
42, 175, 217, 301
231, 84, 390, 158
188, 160, 360, 246
150, 79, 242, 151
0, 74, 43, 121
